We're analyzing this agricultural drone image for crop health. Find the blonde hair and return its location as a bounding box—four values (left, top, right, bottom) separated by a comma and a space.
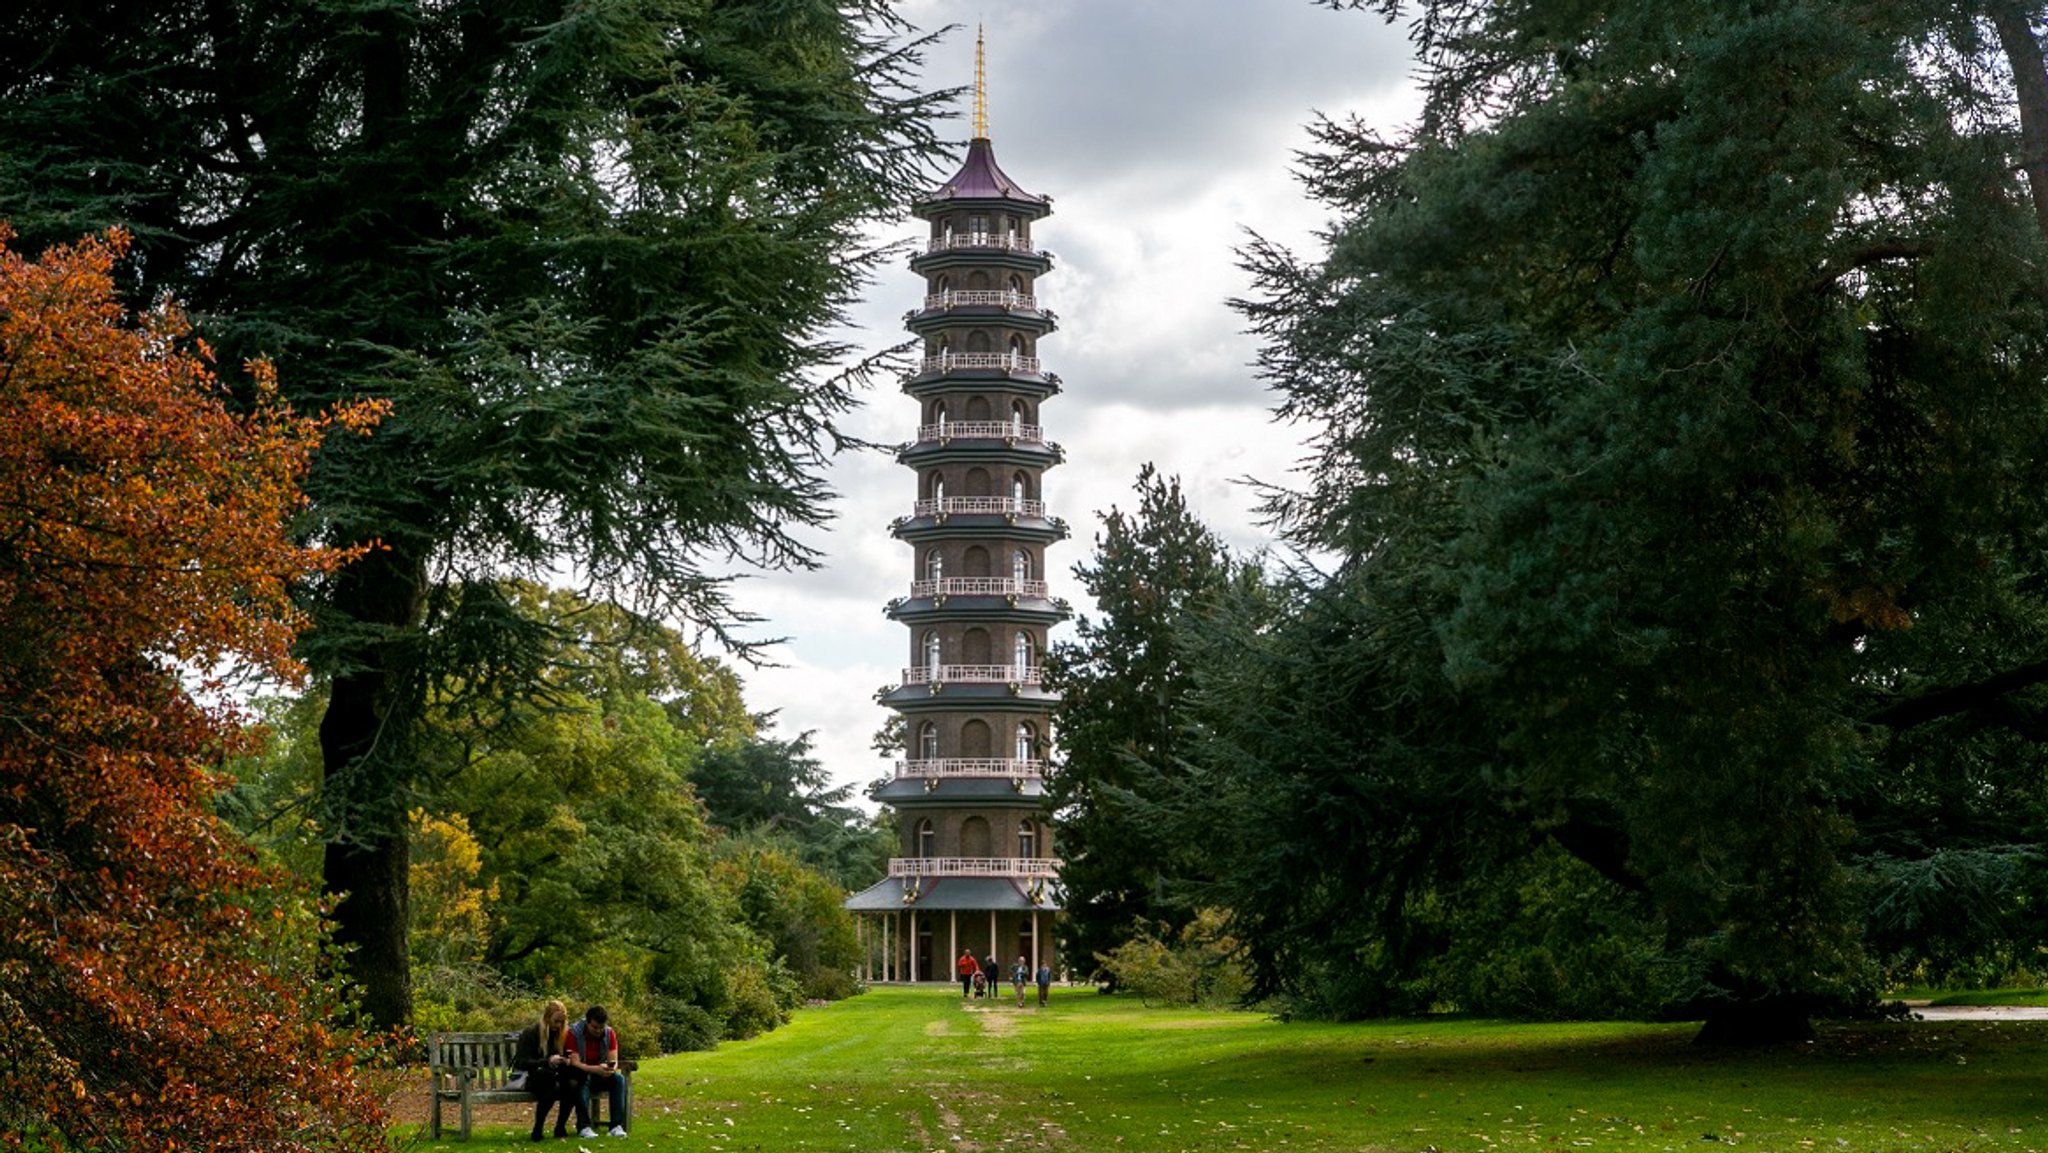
540, 999, 569, 1051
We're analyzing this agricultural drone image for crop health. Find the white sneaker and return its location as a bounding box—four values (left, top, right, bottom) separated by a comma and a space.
577, 1128, 597, 1138
608, 1126, 627, 1137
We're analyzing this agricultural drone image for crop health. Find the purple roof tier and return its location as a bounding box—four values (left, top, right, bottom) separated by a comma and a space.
916, 138, 1050, 213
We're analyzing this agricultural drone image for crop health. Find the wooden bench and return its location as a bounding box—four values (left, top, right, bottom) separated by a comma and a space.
427, 1031, 633, 1140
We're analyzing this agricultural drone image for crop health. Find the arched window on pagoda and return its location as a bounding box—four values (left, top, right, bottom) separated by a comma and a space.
927, 472, 945, 501
1015, 722, 1037, 763
922, 631, 941, 677
916, 818, 936, 859
1014, 630, 1034, 671
1017, 819, 1037, 859
1011, 399, 1026, 437
918, 722, 939, 761
1012, 548, 1031, 584
1012, 472, 1029, 505
925, 549, 943, 582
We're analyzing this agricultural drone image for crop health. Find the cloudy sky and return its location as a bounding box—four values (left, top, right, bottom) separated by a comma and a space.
727, 0, 1420, 795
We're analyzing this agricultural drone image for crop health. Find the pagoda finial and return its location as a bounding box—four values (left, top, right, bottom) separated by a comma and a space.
972, 24, 989, 140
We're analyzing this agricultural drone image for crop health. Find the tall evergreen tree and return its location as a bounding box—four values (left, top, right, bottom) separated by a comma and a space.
1044, 466, 1241, 979
1222, 0, 2048, 1039
0, 0, 946, 1025
693, 723, 892, 889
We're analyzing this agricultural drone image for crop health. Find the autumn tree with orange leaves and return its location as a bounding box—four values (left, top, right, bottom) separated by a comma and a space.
0, 231, 391, 1151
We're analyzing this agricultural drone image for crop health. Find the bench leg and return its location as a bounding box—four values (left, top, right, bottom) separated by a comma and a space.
460, 1090, 474, 1141
430, 1086, 442, 1140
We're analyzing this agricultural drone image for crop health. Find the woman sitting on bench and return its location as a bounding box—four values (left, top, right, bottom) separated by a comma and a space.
513, 999, 579, 1142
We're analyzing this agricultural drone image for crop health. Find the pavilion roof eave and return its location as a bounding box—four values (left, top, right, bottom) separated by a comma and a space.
843, 875, 1063, 912
914, 138, 1052, 217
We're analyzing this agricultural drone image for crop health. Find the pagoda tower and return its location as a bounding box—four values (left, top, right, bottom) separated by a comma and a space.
846, 34, 1068, 983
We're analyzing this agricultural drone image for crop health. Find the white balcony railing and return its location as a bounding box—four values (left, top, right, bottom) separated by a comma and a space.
920, 290, 1039, 312
896, 758, 1047, 780
890, 856, 1060, 879
923, 234, 1041, 256
917, 352, 1042, 376
907, 578, 1048, 600
910, 497, 1046, 519
914, 421, 1044, 444
900, 664, 1044, 686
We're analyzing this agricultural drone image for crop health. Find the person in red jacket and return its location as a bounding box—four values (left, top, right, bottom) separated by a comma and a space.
567, 1005, 626, 1138
955, 948, 978, 997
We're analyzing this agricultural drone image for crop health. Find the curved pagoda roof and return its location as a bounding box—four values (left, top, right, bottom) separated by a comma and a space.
914, 137, 1051, 218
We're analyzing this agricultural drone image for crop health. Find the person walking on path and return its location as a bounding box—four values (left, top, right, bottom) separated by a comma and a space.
981, 953, 998, 1000
1011, 956, 1029, 1007
1035, 962, 1053, 1007
955, 948, 978, 997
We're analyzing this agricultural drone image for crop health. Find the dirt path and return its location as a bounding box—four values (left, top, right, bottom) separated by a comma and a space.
1902, 1001, 2048, 1021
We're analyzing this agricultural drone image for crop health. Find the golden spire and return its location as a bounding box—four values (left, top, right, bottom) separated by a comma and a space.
973, 24, 989, 140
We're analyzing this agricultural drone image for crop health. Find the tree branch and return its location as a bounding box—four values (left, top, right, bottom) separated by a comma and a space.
1866, 656, 2048, 731
1811, 238, 1936, 289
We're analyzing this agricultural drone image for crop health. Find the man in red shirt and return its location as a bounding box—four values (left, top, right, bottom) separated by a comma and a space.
955, 949, 978, 997
567, 1005, 626, 1138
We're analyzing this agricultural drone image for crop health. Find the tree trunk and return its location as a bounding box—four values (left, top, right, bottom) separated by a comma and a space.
317, 545, 428, 1030
1693, 997, 1815, 1046
1993, 3, 2048, 252
322, 832, 412, 1029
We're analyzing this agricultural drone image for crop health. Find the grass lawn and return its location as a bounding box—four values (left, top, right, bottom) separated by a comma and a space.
1925, 988, 2048, 1008
409, 986, 2048, 1151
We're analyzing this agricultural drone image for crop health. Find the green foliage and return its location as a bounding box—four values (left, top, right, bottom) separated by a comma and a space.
720, 960, 802, 1041
1423, 845, 1679, 1021
227, 583, 864, 1049
1095, 909, 1252, 1009
694, 724, 892, 889
408, 963, 541, 1037
713, 835, 865, 1001
1214, 0, 2048, 1036
654, 999, 726, 1054
0, 0, 950, 1025
217, 690, 332, 885
1045, 466, 1246, 976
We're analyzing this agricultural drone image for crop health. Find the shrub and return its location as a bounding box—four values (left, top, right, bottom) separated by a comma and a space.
1097, 909, 1250, 1008
656, 999, 724, 1053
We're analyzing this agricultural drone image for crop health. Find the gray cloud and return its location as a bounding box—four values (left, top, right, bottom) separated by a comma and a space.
732, 1, 1416, 789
